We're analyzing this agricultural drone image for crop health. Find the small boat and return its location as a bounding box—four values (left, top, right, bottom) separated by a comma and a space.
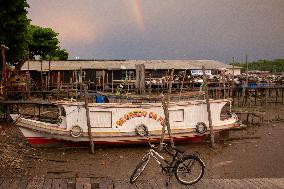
10, 99, 239, 146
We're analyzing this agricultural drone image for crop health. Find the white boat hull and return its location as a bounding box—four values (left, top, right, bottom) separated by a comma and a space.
12, 99, 239, 146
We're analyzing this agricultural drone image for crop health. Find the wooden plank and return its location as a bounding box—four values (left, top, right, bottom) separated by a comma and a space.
214, 179, 238, 189
134, 180, 152, 189
229, 179, 250, 189
0, 178, 13, 189
247, 178, 269, 188
193, 179, 209, 189
0, 178, 4, 186
98, 178, 113, 189
66, 178, 76, 189
8, 178, 21, 189
16, 177, 29, 189
147, 179, 161, 189
42, 178, 53, 189
26, 177, 45, 189
257, 178, 282, 189
113, 179, 133, 189
199, 179, 224, 189
76, 178, 91, 189
240, 179, 258, 189
51, 179, 67, 189
269, 178, 284, 188
168, 179, 190, 189
43, 179, 68, 189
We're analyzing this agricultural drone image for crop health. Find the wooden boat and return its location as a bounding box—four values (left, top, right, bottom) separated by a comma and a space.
10, 99, 239, 146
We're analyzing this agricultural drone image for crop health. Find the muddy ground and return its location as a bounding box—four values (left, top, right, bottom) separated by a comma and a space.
0, 104, 283, 181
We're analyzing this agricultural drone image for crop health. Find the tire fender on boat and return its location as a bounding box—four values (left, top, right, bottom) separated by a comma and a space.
135, 124, 149, 136
70, 125, 83, 138
196, 122, 207, 134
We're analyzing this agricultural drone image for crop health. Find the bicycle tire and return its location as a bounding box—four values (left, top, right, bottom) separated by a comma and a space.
130, 154, 150, 183
175, 156, 205, 185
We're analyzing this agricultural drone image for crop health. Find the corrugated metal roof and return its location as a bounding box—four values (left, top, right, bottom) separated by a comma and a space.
21, 60, 240, 71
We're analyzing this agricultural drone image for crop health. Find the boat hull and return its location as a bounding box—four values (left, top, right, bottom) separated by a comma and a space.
18, 123, 238, 147
12, 99, 239, 147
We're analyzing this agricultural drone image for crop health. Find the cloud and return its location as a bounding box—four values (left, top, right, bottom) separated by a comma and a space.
28, 0, 284, 61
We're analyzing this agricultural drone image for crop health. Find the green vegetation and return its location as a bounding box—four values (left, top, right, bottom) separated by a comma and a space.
0, 0, 68, 72
27, 25, 68, 61
231, 59, 284, 73
0, 0, 30, 70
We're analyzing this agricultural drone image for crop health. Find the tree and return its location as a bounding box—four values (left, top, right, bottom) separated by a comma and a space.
230, 59, 284, 73
0, 0, 30, 70
27, 25, 68, 60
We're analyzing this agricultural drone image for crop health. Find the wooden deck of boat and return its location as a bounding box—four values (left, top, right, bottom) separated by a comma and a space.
0, 177, 283, 189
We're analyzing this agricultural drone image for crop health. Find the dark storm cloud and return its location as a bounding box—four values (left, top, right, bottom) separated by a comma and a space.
27, 0, 284, 62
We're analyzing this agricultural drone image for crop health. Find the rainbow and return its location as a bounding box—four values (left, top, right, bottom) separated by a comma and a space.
130, 0, 145, 31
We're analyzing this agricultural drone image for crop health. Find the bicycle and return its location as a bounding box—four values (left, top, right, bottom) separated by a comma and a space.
130, 125, 205, 185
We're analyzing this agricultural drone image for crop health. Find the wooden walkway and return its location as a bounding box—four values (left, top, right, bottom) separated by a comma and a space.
0, 177, 283, 189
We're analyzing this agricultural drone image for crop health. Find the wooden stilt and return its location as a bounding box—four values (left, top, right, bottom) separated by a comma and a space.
80, 67, 83, 101
202, 66, 215, 148
84, 85, 95, 154
159, 94, 175, 150
111, 70, 114, 93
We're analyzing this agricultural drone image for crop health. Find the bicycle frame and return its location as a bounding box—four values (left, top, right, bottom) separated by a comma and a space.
146, 147, 181, 175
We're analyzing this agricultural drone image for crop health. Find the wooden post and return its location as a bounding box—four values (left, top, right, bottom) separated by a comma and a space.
67, 83, 70, 98
111, 70, 114, 93
136, 64, 145, 94
106, 71, 109, 91
255, 89, 257, 106
84, 85, 95, 154
75, 70, 78, 101
57, 71, 60, 100
79, 67, 83, 101
276, 88, 278, 103
179, 70, 186, 101
222, 70, 226, 98
245, 55, 249, 88
126, 70, 129, 93
159, 94, 175, 149
169, 68, 174, 94
218, 74, 221, 99
48, 60, 51, 92
140, 65, 145, 94
265, 88, 268, 107
241, 80, 247, 107
27, 50, 30, 99
148, 74, 152, 98
40, 60, 43, 91
6, 105, 10, 123
231, 57, 236, 106
102, 70, 105, 92
202, 66, 215, 148
281, 86, 284, 104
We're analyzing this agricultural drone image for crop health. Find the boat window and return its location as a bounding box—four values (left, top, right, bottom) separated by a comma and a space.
169, 109, 184, 122
90, 111, 112, 128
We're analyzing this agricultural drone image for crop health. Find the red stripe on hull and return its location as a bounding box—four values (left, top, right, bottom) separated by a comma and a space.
26, 135, 205, 147
27, 137, 65, 145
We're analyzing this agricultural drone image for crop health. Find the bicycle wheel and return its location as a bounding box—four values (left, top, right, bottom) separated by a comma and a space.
130, 154, 150, 183
175, 156, 205, 185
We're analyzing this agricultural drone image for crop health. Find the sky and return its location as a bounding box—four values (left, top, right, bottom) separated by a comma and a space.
27, 0, 284, 63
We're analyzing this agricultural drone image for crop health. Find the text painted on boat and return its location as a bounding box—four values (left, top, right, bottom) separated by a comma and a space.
116, 110, 164, 126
